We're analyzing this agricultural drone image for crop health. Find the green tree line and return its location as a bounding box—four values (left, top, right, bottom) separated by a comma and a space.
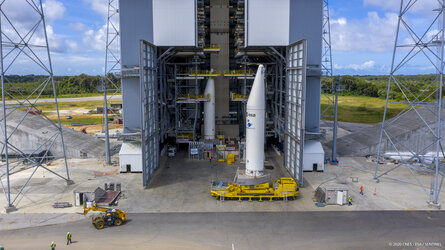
2, 73, 438, 100
322, 74, 439, 100
2, 74, 120, 97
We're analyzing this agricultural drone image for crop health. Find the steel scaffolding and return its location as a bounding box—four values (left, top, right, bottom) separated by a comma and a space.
374, 0, 445, 206
103, 0, 121, 164
0, 0, 71, 211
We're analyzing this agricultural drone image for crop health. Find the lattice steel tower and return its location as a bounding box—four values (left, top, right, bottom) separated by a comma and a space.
321, 0, 339, 162
103, 0, 121, 164
0, 0, 71, 211
374, 0, 445, 206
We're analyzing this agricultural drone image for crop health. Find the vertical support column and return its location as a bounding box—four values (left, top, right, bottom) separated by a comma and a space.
103, 79, 110, 164
103, 0, 121, 165
433, 4, 445, 205
0, 9, 11, 207
331, 78, 339, 163
41, 2, 71, 184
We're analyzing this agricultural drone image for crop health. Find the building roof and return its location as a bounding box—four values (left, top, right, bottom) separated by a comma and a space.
119, 142, 142, 155
304, 140, 324, 154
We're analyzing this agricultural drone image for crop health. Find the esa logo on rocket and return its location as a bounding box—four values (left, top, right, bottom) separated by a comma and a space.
247, 113, 256, 129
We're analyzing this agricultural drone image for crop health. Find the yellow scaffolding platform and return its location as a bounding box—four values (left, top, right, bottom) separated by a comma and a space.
188, 70, 221, 77
176, 133, 193, 142
203, 44, 221, 53
230, 92, 248, 102
177, 94, 210, 103
223, 70, 254, 77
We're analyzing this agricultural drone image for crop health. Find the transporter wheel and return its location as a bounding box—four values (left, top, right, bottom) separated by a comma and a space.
114, 218, 123, 226
95, 220, 105, 230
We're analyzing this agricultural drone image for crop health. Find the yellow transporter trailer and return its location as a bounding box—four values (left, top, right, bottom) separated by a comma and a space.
211, 178, 299, 201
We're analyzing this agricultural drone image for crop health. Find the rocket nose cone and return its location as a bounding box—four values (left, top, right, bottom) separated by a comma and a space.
256, 64, 264, 76
204, 78, 215, 95
247, 65, 265, 109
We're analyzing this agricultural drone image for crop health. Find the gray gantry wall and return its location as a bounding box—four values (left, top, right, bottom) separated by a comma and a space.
290, 0, 322, 134
119, 0, 322, 134
120, 0, 153, 132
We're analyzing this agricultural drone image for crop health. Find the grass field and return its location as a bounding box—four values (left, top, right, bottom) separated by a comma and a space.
321, 95, 407, 124
28, 95, 407, 126
38, 100, 105, 111
49, 115, 104, 126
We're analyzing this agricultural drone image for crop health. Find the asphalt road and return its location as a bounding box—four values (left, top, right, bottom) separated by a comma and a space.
0, 211, 444, 250
4, 95, 122, 104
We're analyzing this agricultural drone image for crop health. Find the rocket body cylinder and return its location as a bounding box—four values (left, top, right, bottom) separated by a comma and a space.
245, 65, 265, 177
204, 78, 215, 140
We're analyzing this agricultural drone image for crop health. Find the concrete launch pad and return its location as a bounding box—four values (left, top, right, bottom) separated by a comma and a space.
1, 147, 443, 228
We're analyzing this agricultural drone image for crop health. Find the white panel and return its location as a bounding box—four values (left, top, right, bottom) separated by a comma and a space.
285, 40, 306, 187
247, 0, 289, 46
337, 191, 343, 205
153, 0, 196, 46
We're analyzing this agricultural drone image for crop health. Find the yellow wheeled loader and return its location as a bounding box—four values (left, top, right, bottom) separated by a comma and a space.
83, 205, 127, 229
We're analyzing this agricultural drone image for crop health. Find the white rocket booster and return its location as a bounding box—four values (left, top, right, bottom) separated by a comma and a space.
245, 65, 265, 177
204, 78, 215, 140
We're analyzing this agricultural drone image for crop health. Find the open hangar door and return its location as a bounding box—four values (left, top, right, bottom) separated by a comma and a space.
284, 40, 307, 187
140, 40, 160, 187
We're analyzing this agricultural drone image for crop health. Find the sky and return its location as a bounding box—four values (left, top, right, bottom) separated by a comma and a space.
1, 0, 443, 76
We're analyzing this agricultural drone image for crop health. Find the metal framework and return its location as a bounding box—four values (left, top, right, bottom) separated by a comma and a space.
0, 0, 71, 210
157, 47, 175, 143
321, 0, 339, 162
374, 0, 445, 206
103, 0, 121, 164
266, 48, 286, 140
284, 40, 307, 187
140, 40, 159, 187
173, 56, 204, 142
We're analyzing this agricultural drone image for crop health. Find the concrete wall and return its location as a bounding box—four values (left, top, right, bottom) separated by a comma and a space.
303, 152, 324, 171
119, 153, 142, 172
336, 106, 445, 157
210, 0, 238, 137
289, 0, 322, 133
361, 123, 445, 157
2, 109, 105, 159
119, 0, 154, 131
120, 0, 153, 66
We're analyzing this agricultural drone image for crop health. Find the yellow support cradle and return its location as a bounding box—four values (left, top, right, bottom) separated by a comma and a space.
227, 154, 235, 165
211, 178, 299, 201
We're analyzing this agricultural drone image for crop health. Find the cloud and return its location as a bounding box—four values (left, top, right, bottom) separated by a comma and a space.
82, 26, 106, 51
81, 0, 119, 52
331, 18, 347, 25
43, 0, 66, 23
334, 60, 376, 71
65, 40, 79, 52
331, 12, 398, 53
363, 0, 439, 14
83, 0, 108, 18
0, 1, 66, 52
69, 22, 86, 31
